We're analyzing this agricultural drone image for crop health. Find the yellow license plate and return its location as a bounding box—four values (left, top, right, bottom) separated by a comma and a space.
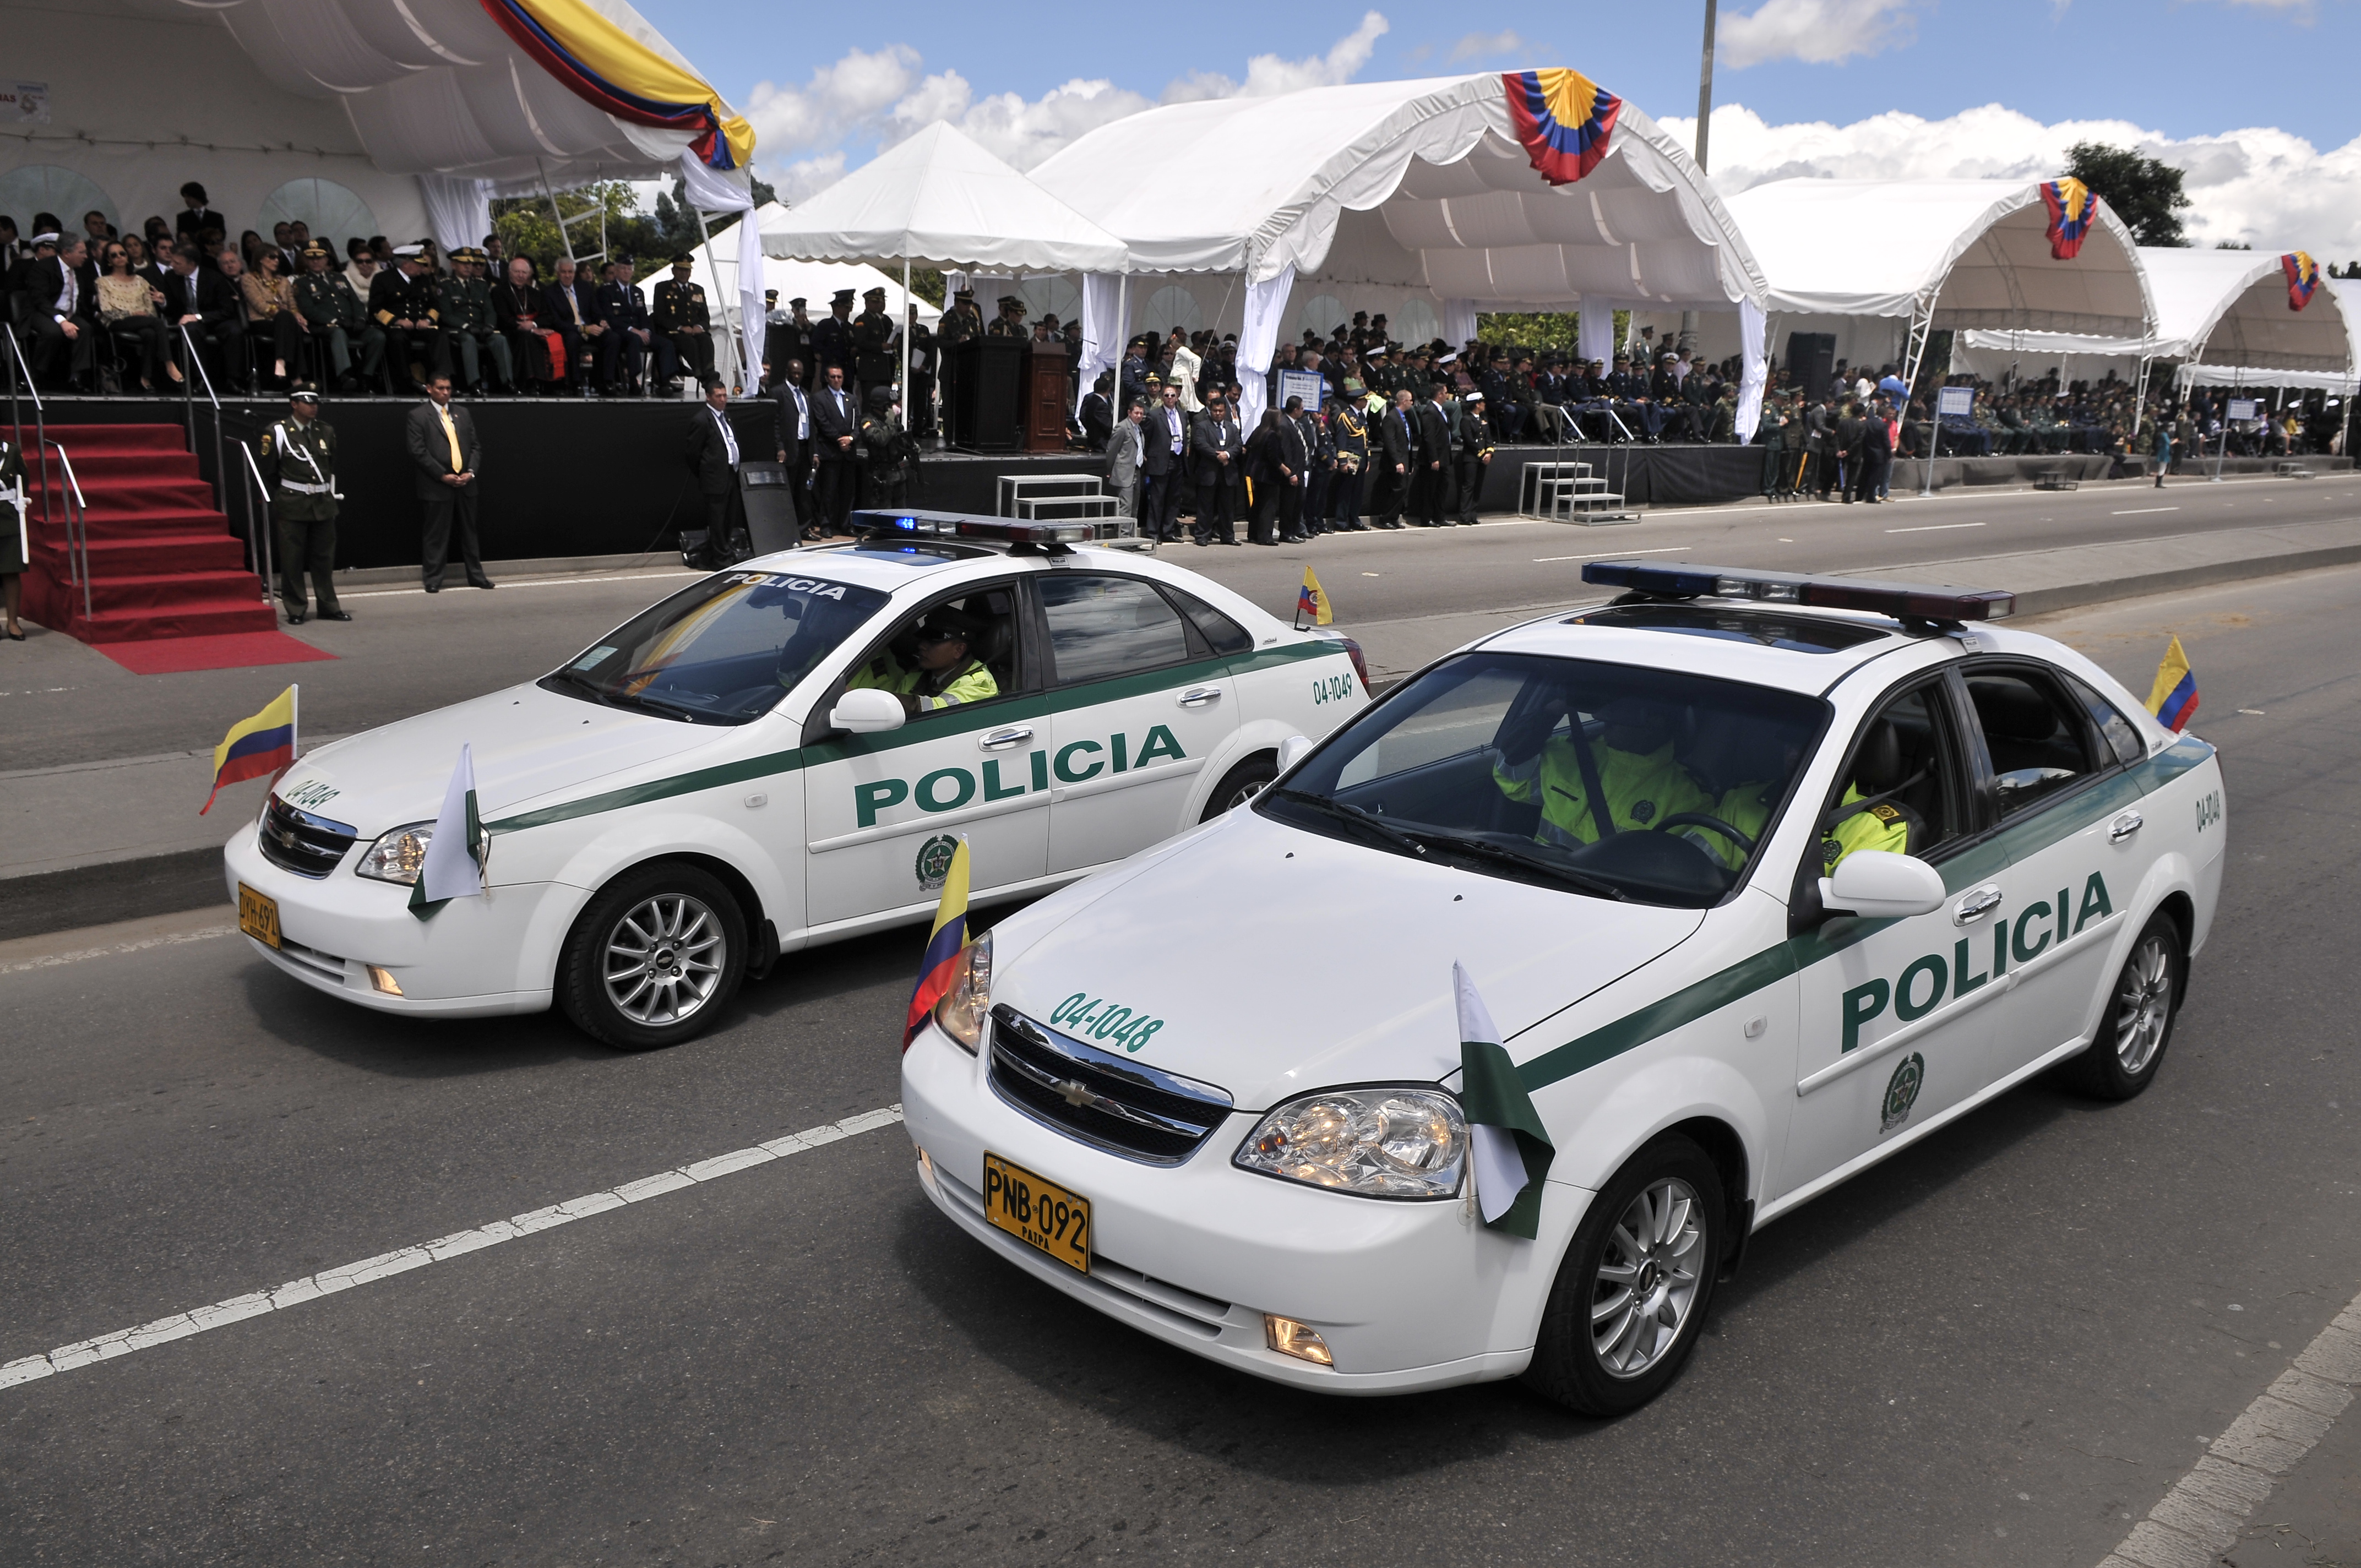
237, 883, 282, 950
982, 1153, 1091, 1275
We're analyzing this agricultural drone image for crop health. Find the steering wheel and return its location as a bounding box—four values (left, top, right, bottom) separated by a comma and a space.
1652, 812, 1756, 852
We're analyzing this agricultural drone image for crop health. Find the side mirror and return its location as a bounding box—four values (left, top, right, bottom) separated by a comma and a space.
1818, 850, 1944, 920
1277, 734, 1314, 772
828, 687, 905, 734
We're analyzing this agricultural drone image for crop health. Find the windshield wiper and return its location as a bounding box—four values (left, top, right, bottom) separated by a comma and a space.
1270, 790, 1430, 859
1414, 830, 1630, 901
624, 689, 722, 723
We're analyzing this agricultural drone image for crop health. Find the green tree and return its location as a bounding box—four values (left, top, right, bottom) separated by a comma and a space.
1475, 309, 1629, 354
490, 180, 659, 274
2215, 239, 2252, 251
2064, 142, 2192, 247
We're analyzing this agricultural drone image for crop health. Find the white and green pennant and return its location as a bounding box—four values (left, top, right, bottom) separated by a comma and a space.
409, 743, 488, 921
1455, 962, 1556, 1239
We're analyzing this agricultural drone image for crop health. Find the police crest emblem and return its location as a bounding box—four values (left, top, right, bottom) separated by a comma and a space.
915, 834, 960, 892
1880, 1052, 1925, 1134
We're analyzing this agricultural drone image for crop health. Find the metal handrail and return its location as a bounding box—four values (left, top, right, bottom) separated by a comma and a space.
41, 439, 93, 623
235, 437, 276, 597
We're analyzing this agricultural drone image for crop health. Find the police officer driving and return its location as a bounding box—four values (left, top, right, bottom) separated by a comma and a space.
846, 606, 998, 716
1493, 692, 1706, 849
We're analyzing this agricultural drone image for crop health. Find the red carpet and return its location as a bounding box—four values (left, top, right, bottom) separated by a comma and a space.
92, 630, 338, 676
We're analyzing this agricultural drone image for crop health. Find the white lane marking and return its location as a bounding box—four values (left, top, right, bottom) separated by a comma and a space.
2112, 507, 2181, 516
1884, 521, 1988, 533
2095, 1289, 2361, 1568
342, 570, 698, 600
0, 924, 235, 975
1532, 545, 1694, 563
0, 1104, 905, 1392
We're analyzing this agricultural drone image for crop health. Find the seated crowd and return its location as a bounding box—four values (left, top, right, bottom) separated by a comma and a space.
0, 179, 726, 400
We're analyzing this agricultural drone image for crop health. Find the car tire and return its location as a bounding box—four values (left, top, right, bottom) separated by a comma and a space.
557, 862, 748, 1051
2061, 911, 2183, 1101
1199, 753, 1278, 823
1522, 1134, 1723, 1417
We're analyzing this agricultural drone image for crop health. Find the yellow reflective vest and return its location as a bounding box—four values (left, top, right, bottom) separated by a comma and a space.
1494, 738, 1708, 849
846, 653, 998, 712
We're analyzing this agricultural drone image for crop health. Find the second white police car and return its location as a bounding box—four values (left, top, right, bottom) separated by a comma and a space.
223, 514, 1369, 1047
903, 563, 2226, 1414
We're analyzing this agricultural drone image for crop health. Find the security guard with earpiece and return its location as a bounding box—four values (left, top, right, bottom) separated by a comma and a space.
259, 389, 349, 624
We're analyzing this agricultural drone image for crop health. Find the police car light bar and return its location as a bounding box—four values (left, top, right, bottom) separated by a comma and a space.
851, 509, 1097, 546
1580, 562, 2014, 623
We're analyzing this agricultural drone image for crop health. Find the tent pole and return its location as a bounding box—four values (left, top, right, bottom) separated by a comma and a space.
536, 159, 574, 264
901, 253, 913, 429
690, 204, 733, 393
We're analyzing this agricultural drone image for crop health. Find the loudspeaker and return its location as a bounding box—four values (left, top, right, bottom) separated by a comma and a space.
1786, 332, 1836, 402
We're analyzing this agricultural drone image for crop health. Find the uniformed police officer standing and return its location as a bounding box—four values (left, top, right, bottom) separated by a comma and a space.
653, 255, 715, 386
809, 288, 856, 386
293, 241, 384, 393
935, 286, 981, 440
259, 390, 348, 624
852, 284, 896, 401
987, 295, 1028, 337
0, 429, 25, 640
372, 243, 439, 394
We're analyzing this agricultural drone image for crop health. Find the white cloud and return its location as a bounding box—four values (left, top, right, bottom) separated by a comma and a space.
1662, 101, 2361, 257
936, 78, 1157, 171
1720, 0, 1918, 69
1167, 11, 1392, 100
1450, 29, 1525, 62
743, 46, 922, 155
767, 152, 847, 205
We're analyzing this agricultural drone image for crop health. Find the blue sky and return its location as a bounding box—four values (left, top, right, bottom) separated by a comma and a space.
629, 0, 2361, 252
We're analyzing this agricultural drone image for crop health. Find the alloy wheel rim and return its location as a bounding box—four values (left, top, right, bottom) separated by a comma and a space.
1591, 1177, 1705, 1378
2113, 935, 2173, 1074
603, 894, 725, 1027
1227, 779, 1267, 810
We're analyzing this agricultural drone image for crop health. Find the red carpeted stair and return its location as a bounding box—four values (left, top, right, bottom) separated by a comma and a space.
20, 423, 279, 643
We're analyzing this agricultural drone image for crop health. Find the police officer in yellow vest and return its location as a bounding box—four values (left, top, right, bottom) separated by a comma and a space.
1493, 695, 1707, 850
1817, 719, 1921, 873
846, 606, 998, 715
258, 390, 349, 623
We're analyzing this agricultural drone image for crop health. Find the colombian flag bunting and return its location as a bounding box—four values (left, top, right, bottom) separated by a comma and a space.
2146, 635, 2200, 733
1455, 962, 1555, 1239
1296, 566, 1332, 628
200, 685, 297, 814
904, 836, 972, 1049
1504, 69, 1621, 187
2283, 251, 2321, 312
476, 0, 755, 170
2040, 178, 2099, 260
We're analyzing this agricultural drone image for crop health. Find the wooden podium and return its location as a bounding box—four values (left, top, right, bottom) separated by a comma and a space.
1023, 347, 1072, 454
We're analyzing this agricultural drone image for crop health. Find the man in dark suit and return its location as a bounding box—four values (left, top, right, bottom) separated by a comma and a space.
1371, 389, 1417, 529
771, 357, 815, 538
407, 375, 494, 591
1275, 394, 1313, 542
159, 241, 240, 389
1188, 392, 1243, 546
27, 234, 98, 389
1856, 398, 1894, 504
173, 183, 225, 247
809, 362, 859, 536
1412, 384, 1454, 526
1139, 383, 1189, 542
683, 379, 750, 567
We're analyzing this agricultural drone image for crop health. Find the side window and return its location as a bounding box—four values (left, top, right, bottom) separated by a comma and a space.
1964, 667, 2101, 817
1820, 682, 1965, 874
2064, 672, 2147, 767
1038, 574, 1192, 686
1160, 584, 1252, 656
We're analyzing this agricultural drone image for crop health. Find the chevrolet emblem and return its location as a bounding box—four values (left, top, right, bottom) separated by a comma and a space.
1057, 1078, 1096, 1110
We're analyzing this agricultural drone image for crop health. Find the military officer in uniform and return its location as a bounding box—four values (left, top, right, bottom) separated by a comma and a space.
372, 243, 439, 394
770, 296, 814, 390
857, 384, 914, 507
1452, 388, 1495, 525
935, 286, 981, 440
293, 242, 384, 394
652, 254, 714, 387
986, 294, 1028, 337
437, 248, 512, 393
808, 288, 856, 387
258, 390, 348, 624
851, 284, 896, 402
595, 258, 667, 395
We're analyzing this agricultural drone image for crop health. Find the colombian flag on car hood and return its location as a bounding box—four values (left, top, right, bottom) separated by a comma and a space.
905, 836, 971, 1048
1504, 69, 1621, 187
201, 685, 296, 814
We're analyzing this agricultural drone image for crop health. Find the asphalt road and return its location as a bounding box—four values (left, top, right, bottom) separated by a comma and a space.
4, 469, 2355, 771
4, 565, 2358, 1566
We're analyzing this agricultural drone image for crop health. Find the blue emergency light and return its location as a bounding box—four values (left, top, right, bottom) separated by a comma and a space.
850, 509, 1099, 548
1581, 562, 2014, 623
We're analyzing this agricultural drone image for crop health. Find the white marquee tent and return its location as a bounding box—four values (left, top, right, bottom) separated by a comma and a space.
1724, 178, 2157, 390
1031, 72, 1770, 432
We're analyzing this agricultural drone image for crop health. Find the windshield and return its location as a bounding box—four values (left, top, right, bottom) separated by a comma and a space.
544, 569, 891, 725
1258, 651, 1828, 906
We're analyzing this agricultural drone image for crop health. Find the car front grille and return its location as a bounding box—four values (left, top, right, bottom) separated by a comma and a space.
258, 796, 357, 879
987, 1005, 1233, 1166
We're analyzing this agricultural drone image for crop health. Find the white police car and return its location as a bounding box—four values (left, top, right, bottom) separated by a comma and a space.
224, 514, 1369, 1048
902, 563, 2225, 1413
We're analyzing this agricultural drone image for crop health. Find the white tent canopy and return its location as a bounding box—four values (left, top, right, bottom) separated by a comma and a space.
1033, 71, 1768, 431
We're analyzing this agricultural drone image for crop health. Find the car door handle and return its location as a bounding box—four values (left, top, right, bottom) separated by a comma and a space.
977, 726, 1033, 751
2108, 809, 2144, 843
1176, 686, 1222, 707
1952, 884, 2003, 926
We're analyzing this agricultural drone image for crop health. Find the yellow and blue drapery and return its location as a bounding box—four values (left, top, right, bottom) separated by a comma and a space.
2039, 178, 2098, 260
1503, 69, 1621, 187
2282, 251, 2321, 312
477, 0, 754, 170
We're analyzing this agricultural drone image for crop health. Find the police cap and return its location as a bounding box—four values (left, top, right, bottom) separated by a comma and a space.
289, 389, 321, 404
920, 606, 987, 644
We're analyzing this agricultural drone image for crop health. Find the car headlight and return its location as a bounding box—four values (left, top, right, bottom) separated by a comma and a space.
1234, 1086, 1466, 1199
931, 933, 993, 1052
354, 821, 435, 885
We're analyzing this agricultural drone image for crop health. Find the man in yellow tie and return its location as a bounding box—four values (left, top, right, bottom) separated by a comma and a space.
405, 374, 494, 592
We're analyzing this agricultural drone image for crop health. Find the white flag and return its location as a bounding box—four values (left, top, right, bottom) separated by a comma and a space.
418, 744, 484, 905
1456, 962, 1532, 1226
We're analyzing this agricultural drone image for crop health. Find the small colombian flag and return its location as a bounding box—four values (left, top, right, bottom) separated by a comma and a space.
1296, 566, 1332, 628
200, 685, 297, 814
2146, 635, 2200, 733
904, 835, 971, 1049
